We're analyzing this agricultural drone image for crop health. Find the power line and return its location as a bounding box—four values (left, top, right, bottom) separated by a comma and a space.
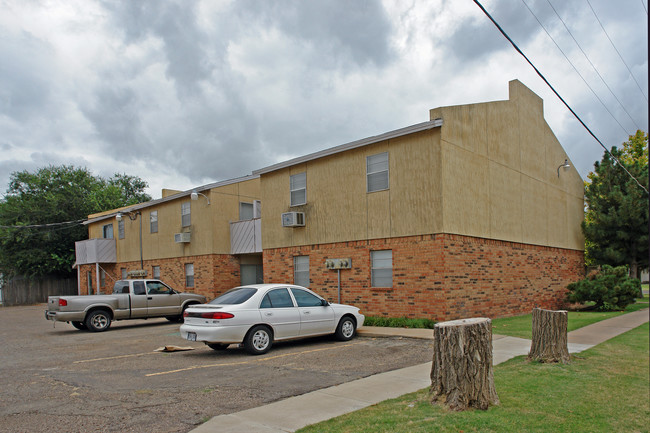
472, 0, 649, 196
585, 0, 648, 102
546, 0, 642, 130
521, 0, 632, 136
0, 219, 86, 229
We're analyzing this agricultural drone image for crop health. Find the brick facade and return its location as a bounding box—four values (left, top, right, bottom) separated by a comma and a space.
78, 253, 241, 300
263, 234, 584, 321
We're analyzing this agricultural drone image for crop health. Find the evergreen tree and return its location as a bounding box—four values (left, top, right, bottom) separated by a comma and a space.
583, 131, 648, 296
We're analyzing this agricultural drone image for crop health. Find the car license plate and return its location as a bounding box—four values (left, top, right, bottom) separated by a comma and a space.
186, 332, 197, 342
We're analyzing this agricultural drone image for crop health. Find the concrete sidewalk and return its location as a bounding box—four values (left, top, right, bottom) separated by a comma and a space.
191, 309, 649, 433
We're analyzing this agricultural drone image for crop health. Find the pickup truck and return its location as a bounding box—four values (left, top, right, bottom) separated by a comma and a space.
45, 279, 207, 332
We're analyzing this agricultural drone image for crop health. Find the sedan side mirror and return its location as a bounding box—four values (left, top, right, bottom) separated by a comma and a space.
320, 299, 329, 306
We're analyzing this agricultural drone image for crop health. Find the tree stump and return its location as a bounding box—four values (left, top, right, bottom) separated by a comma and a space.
527, 308, 570, 363
430, 317, 499, 411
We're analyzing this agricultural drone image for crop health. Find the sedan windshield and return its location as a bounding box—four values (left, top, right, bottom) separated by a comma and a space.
209, 287, 257, 305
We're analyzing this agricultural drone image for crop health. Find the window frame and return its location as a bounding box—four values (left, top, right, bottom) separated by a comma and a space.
185, 263, 194, 288
181, 202, 191, 228
102, 223, 114, 239
371, 249, 393, 288
293, 256, 310, 288
239, 202, 254, 221
366, 152, 389, 193
150, 211, 158, 233
118, 219, 125, 240
290, 172, 307, 206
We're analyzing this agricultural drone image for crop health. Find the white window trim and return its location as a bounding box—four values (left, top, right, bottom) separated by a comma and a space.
185, 263, 195, 288
294, 256, 310, 287
181, 202, 191, 227
366, 152, 389, 193
290, 172, 307, 206
371, 250, 393, 288
150, 211, 158, 233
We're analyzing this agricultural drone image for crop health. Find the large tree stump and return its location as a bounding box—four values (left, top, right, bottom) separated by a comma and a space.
527, 308, 570, 363
430, 318, 499, 411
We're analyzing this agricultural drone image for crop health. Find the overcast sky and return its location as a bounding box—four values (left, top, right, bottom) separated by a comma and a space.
1, 0, 647, 199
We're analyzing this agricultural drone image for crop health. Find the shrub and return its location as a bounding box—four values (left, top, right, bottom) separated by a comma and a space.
363, 316, 437, 329
566, 265, 640, 311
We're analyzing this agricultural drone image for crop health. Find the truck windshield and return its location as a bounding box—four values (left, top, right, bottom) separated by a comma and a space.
209, 288, 257, 305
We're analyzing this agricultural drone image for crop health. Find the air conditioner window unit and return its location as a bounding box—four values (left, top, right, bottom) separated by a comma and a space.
174, 232, 191, 243
281, 212, 305, 227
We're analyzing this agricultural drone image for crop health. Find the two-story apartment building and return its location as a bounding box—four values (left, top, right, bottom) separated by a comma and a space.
77, 80, 584, 320
254, 80, 584, 320
76, 175, 262, 300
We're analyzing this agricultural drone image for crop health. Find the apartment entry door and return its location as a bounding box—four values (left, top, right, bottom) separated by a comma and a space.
241, 264, 263, 285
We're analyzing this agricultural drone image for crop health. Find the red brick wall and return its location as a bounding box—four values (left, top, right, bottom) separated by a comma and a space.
263, 234, 584, 321
77, 253, 241, 300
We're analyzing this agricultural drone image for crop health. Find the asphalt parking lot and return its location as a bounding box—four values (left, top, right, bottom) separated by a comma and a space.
0, 305, 433, 433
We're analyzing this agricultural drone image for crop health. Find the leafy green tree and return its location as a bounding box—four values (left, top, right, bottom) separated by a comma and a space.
583, 131, 648, 296
0, 165, 151, 277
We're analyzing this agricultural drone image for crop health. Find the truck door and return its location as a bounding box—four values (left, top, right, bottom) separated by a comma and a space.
145, 281, 181, 316
130, 281, 148, 318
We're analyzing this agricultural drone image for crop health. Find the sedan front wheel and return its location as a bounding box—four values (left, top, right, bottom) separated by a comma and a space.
335, 316, 356, 341
244, 325, 272, 355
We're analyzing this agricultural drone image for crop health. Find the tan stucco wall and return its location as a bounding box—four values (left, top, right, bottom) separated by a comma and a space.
260, 129, 443, 249
87, 178, 261, 262
262, 80, 583, 251
431, 80, 584, 250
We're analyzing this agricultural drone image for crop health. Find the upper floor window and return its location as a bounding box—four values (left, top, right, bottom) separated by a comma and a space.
181, 202, 191, 227
150, 211, 158, 233
290, 172, 306, 206
239, 202, 254, 220
118, 219, 125, 239
102, 223, 114, 239
371, 250, 393, 287
367, 152, 389, 192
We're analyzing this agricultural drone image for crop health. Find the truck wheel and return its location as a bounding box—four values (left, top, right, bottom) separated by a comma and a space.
71, 321, 87, 330
85, 310, 111, 332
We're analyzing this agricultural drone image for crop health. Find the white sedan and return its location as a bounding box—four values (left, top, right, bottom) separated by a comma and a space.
180, 284, 364, 355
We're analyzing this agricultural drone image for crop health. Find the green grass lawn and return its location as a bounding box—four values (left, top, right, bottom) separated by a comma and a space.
492, 299, 648, 340
298, 322, 650, 433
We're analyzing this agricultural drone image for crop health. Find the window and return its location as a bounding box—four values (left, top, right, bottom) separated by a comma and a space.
239, 202, 254, 221
371, 250, 393, 287
291, 288, 323, 307
290, 172, 306, 206
87, 271, 93, 293
241, 264, 263, 285
294, 256, 310, 287
113, 281, 129, 294
260, 288, 294, 308
121, 268, 127, 279
102, 223, 114, 239
185, 263, 194, 287
150, 211, 158, 233
147, 281, 171, 295
152, 265, 160, 279
210, 287, 258, 305
367, 152, 389, 192
118, 219, 125, 239
181, 202, 191, 227
100, 270, 106, 288
133, 281, 146, 295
